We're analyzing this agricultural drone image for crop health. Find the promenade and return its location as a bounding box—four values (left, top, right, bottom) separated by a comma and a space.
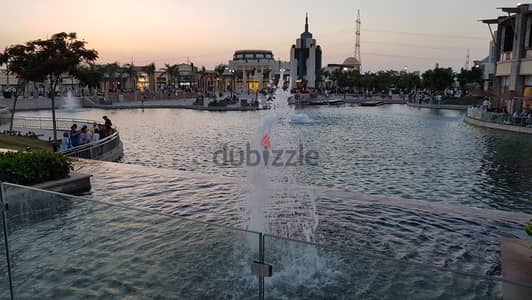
82, 97, 267, 111
406, 102, 468, 110
0, 96, 65, 111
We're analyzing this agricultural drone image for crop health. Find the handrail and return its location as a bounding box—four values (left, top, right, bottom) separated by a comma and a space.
0, 116, 103, 131
467, 107, 532, 128
61, 131, 119, 156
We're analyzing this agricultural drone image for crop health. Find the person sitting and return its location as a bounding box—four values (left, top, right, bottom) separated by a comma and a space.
92, 128, 101, 142
80, 125, 91, 144
70, 124, 81, 147
60, 132, 71, 151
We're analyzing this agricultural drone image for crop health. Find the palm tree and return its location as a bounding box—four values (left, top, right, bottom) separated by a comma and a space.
143, 63, 156, 91
123, 63, 137, 90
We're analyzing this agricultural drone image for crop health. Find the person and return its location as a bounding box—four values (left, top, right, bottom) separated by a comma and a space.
80, 125, 91, 144
60, 132, 71, 151
103, 115, 112, 127
102, 115, 113, 137
70, 124, 81, 147
92, 128, 101, 142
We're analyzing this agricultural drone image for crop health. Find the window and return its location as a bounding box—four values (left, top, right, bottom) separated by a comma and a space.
528, 18, 532, 48
503, 25, 514, 52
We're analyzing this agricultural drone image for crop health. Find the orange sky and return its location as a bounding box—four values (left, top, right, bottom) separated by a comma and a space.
0, 0, 514, 71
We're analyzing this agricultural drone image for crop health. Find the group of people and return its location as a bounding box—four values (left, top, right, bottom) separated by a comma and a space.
60, 116, 113, 151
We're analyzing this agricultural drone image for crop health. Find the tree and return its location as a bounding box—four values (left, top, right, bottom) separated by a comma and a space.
422, 67, 454, 91
123, 63, 137, 90
143, 63, 156, 91
215, 64, 227, 78
73, 63, 103, 96
1, 32, 98, 142
457, 67, 482, 93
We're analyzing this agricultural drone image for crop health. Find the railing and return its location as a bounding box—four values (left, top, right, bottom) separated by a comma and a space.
0, 115, 122, 161
0, 183, 530, 299
0, 116, 99, 132
60, 131, 121, 160
467, 107, 532, 128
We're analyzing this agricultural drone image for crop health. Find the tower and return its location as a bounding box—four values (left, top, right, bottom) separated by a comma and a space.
465, 49, 470, 71
355, 9, 361, 67
290, 13, 322, 89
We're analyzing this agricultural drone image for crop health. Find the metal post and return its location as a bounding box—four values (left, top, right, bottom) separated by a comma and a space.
259, 232, 264, 300
0, 184, 14, 300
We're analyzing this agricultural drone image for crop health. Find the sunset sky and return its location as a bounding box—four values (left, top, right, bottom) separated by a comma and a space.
0, 0, 520, 72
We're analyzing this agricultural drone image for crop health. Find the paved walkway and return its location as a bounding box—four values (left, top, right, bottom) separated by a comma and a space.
82, 98, 266, 111
0, 97, 66, 111
406, 102, 468, 111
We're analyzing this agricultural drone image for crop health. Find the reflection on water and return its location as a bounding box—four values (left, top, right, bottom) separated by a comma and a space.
22, 105, 532, 275
27, 105, 532, 212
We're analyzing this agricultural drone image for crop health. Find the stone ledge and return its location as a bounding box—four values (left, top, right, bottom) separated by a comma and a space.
406, 102, 468, 110
465, 116, 532, 134
32, 172, 92, 195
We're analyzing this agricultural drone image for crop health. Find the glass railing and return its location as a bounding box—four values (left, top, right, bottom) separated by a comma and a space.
467, 107, 532, 128
0, 182, 531, 299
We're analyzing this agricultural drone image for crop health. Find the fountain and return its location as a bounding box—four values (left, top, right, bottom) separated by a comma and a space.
62, 90, 81, 111
246, 70, 319, 242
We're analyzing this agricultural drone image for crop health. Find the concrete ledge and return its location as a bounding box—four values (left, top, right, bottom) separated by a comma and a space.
406, 102, 468, 110
32, 172, 92, 195
500, 237, 532, 299
83, 102, 266, 111
465, 116, 532, 134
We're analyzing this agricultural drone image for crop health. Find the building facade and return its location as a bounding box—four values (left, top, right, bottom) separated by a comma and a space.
227, 50, 291, 93
482, 3, 532, 111
290, 14, 322, 89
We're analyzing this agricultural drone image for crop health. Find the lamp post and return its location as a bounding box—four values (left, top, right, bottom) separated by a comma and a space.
229, 69, 235, 98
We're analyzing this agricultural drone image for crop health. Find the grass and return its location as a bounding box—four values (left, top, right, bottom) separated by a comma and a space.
0, 134, 53, 152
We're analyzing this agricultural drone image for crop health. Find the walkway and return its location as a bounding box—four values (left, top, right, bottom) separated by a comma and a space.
82, 98, 267, 111
0, 96, 66, 111
406, 102, 468, 110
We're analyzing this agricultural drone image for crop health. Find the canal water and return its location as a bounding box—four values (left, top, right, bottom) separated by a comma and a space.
21, 105, 532, 275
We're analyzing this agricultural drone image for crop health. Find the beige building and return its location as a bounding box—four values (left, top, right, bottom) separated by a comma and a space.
482, 3, 532, 110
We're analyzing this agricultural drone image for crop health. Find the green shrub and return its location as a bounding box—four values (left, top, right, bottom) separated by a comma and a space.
0, 152, 72, 185
526, 223, 532, 236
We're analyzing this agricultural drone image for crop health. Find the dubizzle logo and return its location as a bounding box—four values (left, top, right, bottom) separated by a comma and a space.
261, 134, 272, 149
213, 134, 319, 167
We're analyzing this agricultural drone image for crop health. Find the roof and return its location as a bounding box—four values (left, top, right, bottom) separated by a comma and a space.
343, 57, 361, 66
234, 50, 273, 55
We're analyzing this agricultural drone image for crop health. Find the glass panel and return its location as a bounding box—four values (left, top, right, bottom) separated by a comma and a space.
263, 234, 532, 299
3, 183, 259, 299
0, 186, 11, 299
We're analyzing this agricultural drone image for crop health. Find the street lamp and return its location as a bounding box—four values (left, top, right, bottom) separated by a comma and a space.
229, 69, 235, 98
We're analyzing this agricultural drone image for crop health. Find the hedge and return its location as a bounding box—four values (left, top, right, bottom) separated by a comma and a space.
0, 152, 72, 185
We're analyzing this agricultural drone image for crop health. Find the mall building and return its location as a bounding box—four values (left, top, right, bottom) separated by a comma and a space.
481, 3, 532, 111
227, 50, 291, 92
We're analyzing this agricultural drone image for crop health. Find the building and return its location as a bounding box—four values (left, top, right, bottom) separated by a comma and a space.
227, 50, 291, 93
481, 3, 532, 111
290, 14, 322, 89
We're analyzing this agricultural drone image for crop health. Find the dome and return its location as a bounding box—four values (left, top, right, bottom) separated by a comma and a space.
343, 57, 360, 67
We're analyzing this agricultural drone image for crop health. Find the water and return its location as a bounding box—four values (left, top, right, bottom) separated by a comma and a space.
61, 90, 81, 111
21, 105, 532, 275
